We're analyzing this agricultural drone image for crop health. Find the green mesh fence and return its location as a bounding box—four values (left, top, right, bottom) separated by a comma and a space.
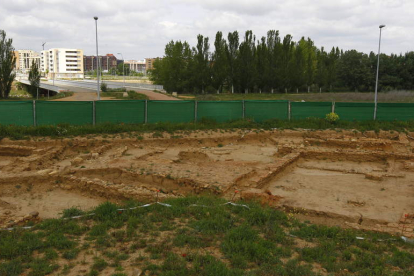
96, 100, 145, 124
291, 102, 332, 120
377, 103, 414, 121
0, 101, 33, 126
36, 101, 93, 125
335, 102, 375, 121
197, 101, 243, 122
244, 101, 288, 122
147, 101, 195, 123
3, 100, 414, 126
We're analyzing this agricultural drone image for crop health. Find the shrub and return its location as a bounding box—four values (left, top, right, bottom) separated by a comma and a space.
100, 82, 108, 92
325, 112, 339, 123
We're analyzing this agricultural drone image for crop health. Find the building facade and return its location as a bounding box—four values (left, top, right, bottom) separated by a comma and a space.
14, 50, 41, 73
145, 58, 159, 71
41, 48, 84, 78
125, 60, 146, 74
83, 54, 118, 72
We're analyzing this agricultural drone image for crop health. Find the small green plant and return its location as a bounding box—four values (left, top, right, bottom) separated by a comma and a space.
100, 82, 108, 92
325, 112, 339, 123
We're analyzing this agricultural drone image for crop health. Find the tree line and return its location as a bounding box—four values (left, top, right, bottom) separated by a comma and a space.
150, 30, 414, 94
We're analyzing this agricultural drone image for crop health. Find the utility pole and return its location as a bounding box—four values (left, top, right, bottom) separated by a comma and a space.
374, 25, 386, 120
94, 16, 100, 100
117, 53, 125, 88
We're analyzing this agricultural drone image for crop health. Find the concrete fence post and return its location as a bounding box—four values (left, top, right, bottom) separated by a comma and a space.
144, 99, 148, 124
93, 101, 96, 126
242, 100, 245, 119
194, 101, 198, 123
332, 101, 335, 114
33, 100, 36, 127
288, 101, 291, 121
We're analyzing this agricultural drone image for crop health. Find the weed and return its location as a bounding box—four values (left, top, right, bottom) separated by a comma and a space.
0, 260, 23, 276
92, 257, 108, 271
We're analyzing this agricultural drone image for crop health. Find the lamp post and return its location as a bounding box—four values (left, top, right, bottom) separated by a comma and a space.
94, 16, 100, 100
374, 24, 386, 120
117, 53, 125, 88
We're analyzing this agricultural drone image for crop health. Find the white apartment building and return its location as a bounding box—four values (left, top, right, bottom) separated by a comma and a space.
125, 60, 146, 74
14, 50, 40, 73
41, 48, 84, 79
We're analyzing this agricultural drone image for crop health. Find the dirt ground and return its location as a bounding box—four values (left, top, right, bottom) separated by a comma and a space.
1, 129, 414, 236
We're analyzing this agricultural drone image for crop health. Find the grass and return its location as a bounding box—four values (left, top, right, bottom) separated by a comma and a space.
1, 196, 414, 275
178, 90, 414, 102
1, 117, 414, 140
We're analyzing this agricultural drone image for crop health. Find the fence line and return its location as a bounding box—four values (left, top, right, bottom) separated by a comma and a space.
0, 100, 414, 126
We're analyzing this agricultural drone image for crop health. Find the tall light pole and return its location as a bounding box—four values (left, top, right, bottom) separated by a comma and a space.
374, 24, 385, 120
94, 16, 100, 100
117, 53, 125, 88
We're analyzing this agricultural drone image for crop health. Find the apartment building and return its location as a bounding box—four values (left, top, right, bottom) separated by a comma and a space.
14, 50, 41, 73
41, 48, 84, 78
83, 54, 118, 72
145, 58, 159, 71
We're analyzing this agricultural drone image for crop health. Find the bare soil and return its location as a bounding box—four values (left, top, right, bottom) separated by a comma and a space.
1, 129, 414, 235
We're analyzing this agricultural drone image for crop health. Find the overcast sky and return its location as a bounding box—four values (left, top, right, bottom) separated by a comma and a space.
1, 0, 412, 60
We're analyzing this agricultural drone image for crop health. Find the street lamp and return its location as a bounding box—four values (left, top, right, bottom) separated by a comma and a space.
374, 24, 386, 120
117, 53, 125, 88
94, 16, 100, 100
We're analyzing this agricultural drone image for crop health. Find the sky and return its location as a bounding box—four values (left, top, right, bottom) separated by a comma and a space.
1, 0, 412, 60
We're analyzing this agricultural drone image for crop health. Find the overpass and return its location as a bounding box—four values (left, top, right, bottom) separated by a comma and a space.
19, 79, 62, 93
48, 79, 163, 92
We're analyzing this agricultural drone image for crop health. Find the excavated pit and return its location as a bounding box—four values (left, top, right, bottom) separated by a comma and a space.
1, 129, 414, 236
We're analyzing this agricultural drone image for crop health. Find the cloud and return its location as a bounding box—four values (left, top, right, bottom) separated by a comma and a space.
0, 0, 412, 59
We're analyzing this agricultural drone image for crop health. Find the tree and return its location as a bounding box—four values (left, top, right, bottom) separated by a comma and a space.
266, 30, 281, 93
0, 30, 16, 99
226, 31, 239, 93
192, 34, 210, 93
117, 62, 130, 76
28, 60, 40, 98
211, 31, 228, 93
237, 30, 256, 93
337, 50, 371, 92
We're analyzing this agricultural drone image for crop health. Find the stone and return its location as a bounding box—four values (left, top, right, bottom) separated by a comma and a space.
71, 157, 83, 166
48, 170, 59, 176
365, 173, 383, 181
37, 169, 53, 175
29, 211, 39, 218
91, 152, 99, 159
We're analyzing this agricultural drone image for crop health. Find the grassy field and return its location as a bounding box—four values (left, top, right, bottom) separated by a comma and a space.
177, 91, 414, 102
0, 118, 413, 140
1, 196, 413, 276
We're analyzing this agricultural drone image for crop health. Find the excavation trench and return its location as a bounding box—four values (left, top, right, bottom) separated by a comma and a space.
1, 129, 414, 236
